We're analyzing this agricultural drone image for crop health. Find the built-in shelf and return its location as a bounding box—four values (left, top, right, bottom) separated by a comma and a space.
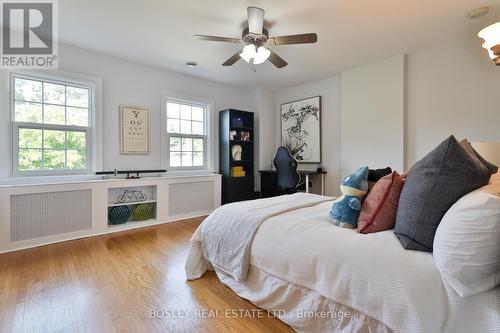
0, 174, 223, 254
231, 160, 252, 164
107, 199, 157, 207
230, 126, 253, 131
107, 185, 157, 227
230, 140, 253, 143
108, 218, 157, 228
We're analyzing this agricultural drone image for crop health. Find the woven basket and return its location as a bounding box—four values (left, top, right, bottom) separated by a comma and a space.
133, 203, 153, 221
108, 206, 130, 225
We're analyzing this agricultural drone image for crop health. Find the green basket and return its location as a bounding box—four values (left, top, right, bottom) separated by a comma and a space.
132, 203, 153, 221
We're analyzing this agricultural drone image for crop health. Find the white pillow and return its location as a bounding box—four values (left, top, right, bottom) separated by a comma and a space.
433, 182, 500, 297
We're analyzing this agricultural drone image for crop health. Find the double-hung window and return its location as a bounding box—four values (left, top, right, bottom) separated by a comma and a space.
166, 99, 207, 169
11, 75, 92, 176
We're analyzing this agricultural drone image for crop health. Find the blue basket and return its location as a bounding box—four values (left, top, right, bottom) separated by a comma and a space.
108, 205, 130, 225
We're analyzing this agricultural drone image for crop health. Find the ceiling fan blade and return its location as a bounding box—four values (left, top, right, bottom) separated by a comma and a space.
194, 35, 240, 43
222, 50, 242, 66
268, 50, 288, 68
269, 33, 317, 45
247, 6, 264, 35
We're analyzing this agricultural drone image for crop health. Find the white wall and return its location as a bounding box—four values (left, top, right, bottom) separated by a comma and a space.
0, 43, 258, 179
274, 56, 404, 196
254, 88, 276, 190
406, 36, 500, 166
275, 76, 341, 196
340, 55, 405, 177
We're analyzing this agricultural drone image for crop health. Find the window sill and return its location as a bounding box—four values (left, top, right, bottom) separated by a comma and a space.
1, 174, 101, 186
0, 171, 221, 187
165, 169, 218, 178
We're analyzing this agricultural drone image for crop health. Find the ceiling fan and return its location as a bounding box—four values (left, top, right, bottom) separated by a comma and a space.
194, 6, 318, 68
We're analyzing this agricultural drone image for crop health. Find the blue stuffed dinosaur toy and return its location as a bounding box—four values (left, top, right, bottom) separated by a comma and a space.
329, 166, 369, 228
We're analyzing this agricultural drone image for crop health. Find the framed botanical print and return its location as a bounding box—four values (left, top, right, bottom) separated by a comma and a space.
120, 105, 150, 154
280, 96, 321, 163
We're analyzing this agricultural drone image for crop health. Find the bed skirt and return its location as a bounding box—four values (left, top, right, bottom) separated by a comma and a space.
214, 265, 393, 333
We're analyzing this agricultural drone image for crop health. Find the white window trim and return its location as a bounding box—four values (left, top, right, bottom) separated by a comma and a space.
12, 122, 92, 177
8, 70, 103, 179
161, 91, 215, 174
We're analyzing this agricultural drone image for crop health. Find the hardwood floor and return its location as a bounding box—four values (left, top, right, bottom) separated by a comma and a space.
0, 217, 293, 333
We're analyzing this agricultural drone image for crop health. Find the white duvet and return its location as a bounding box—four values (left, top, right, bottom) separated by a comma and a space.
187, 199, 500, 332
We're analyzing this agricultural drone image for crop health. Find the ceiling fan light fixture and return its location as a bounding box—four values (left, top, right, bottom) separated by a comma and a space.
253, 46, 271, 64
478, 22, 500, 65
195, 6, 317, 68
240, 44, 256, 63
239, 44, 271, 65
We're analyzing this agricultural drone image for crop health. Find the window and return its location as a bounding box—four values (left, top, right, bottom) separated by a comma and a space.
11, 75, 92, 176
166, 99, 207, 169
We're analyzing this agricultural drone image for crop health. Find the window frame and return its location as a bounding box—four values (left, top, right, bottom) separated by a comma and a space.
162, 94, 213, 172
10, 73, 94, 177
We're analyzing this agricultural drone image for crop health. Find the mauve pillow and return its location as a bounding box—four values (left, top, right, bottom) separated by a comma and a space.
358, 171, 403, 234
461, 139, 498, 175
394, 135, 491, 252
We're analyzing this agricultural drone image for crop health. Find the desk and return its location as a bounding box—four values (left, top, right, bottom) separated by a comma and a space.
259, 170, 327, 197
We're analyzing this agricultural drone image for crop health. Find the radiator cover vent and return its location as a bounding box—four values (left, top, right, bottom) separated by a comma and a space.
169, 181, 215, 216
11, 189, 92, 242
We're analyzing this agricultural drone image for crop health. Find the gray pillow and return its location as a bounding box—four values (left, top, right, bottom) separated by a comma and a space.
394, 135, 491, 252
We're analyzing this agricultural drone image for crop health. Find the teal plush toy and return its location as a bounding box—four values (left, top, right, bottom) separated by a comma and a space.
329, 166, 369, 228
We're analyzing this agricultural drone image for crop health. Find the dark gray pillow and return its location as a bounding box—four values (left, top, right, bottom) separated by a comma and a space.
394, 135, 491, 252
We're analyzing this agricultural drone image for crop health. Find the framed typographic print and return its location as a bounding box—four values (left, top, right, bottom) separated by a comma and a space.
120, 105, 150, 154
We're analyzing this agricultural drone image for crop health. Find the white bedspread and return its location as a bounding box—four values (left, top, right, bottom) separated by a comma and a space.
186, 198, 500, 332
189, 193, 332, 281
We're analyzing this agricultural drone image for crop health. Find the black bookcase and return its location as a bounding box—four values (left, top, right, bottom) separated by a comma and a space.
219, 109, 254, 204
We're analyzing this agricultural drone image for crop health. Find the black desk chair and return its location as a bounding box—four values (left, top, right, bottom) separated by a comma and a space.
273, 146, 304, 194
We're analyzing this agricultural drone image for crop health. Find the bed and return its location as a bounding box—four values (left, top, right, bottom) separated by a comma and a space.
185, 193, 500, 333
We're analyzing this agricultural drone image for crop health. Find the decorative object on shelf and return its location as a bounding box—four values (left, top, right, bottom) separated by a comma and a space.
281, 96, 321, 163
108, 205, 131, 225
232, 117, 244, 128
240, 131, 251, 141
231, 166, 246, 177
230, 130, 237, 140
117, 190, 147, 204
95, 169, 166, 179
478, 22, 500, 65
132, 203, 153, 221
231, 144, 242, 161
120, 105, 150, 154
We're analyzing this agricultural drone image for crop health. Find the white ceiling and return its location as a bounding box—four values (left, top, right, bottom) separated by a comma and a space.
59, 0, 500, 90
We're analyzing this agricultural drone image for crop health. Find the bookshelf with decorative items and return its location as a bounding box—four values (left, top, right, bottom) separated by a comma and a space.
107, 185, 157, 226
219, 109, 255, 204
